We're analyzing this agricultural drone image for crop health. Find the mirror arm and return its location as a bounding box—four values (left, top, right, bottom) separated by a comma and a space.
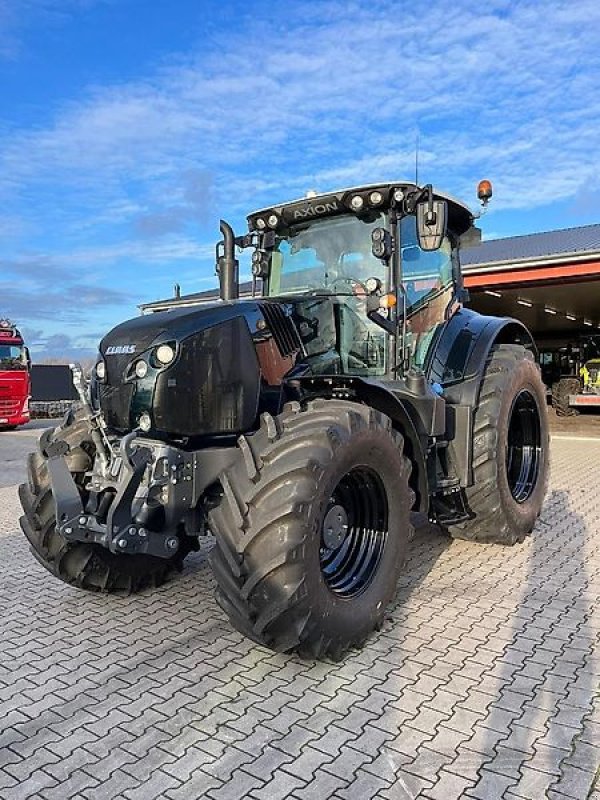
366, 292, 403, 337
235, 233, 255, 249
367, 310, 397, 336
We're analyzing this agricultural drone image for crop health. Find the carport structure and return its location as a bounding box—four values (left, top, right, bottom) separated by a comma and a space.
463, 223, 600, 342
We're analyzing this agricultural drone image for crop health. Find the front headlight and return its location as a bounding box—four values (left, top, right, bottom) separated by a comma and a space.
95, 360, 106, 380
138, 412, 152, 432
155, 343, 176, 366
134, 360, 148, 378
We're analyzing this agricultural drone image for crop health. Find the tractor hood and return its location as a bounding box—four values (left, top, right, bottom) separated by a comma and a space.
97, 301, 265, 437
99, 300, 265, 357
99, 299, 265, 386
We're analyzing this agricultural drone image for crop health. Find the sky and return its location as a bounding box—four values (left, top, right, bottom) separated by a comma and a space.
1, 0, 599, 360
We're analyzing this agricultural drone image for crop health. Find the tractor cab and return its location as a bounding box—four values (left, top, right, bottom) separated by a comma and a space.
220, 183, 479, 381
582, 358, 600, 391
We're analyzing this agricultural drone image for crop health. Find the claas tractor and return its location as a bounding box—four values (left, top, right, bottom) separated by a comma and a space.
19, 181, 549, 659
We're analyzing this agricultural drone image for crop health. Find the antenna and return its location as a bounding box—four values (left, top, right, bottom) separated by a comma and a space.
415, 131, 419, 185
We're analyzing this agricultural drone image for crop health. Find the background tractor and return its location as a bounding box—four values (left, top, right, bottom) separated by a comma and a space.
543, 335, 600, 416
19, 181, 549, 659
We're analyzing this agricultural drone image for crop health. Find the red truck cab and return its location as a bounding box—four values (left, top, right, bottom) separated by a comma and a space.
0, 319, 31, 430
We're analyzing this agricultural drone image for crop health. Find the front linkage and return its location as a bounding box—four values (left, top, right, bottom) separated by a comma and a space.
43, 365, 233, 561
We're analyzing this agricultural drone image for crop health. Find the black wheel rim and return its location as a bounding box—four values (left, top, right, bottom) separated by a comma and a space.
506, 389, 542, 503
320, 466, 388, 598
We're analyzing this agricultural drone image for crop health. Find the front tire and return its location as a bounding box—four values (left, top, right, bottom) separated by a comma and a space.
449, 344, 549, 545
208, 400, 413, 659
19, 410, 187, 594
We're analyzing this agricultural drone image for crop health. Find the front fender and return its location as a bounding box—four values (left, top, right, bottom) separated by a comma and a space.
428, 307, 536, 407
288, 375, 429, 513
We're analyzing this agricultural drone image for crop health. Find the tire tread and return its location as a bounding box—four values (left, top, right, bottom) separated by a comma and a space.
449, 344, 548, 545
208, 399, 413, 659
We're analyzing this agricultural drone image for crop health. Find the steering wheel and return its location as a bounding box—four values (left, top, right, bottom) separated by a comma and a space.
330, 277, 368, 296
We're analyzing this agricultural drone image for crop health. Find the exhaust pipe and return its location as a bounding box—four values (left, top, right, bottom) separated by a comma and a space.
217, 220, 239, 301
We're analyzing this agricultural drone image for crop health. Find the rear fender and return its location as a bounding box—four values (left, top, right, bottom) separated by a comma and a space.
428, 307, 535, 405
427, 307, 536, 485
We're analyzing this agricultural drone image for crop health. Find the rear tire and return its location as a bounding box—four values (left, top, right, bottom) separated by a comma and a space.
208, 399, 413, 659
449, 344, 549, 545
19, 410, 186, 594
552, 377, 580, 417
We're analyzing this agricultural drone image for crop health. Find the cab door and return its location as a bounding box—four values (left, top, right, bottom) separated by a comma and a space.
398, 215, 456, 370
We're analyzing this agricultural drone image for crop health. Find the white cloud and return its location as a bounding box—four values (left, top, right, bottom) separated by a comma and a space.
57, 237, 216, 266
2, 0, 599, 219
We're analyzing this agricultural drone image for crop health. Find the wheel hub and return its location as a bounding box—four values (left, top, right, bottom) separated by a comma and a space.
319, 466, 389, 598
322, 504, 349, 550
506, 389, 542, 504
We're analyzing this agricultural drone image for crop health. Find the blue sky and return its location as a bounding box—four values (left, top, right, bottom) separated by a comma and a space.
1, 0, 599, 360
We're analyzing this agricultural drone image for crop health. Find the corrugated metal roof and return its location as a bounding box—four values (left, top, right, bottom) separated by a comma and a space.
462, 223, 600, 266
140, 282, 253, 311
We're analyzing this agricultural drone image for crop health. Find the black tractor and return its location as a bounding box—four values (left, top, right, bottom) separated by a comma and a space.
19, 181, 549, 659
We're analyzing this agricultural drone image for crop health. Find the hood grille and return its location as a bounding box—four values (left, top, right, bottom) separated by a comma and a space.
261, 303, 302, 358
99, 330, 159, 431
0, 399, 20, 414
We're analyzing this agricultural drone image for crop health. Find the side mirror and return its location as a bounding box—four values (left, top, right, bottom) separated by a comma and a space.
24, 347, 31, 370
416, 200, 447, 251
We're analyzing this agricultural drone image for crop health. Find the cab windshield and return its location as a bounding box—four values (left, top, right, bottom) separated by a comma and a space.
267, 213, 387, 297
0, 344, 27, 371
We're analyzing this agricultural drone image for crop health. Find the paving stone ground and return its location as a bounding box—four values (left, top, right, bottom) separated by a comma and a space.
0, 424, 598, 800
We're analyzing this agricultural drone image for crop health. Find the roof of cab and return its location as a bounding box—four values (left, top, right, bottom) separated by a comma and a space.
249, 182, 471, 215
247, 181, 474, 236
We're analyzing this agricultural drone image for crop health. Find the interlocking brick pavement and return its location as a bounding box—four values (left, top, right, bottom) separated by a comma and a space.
0, 428, 598, 800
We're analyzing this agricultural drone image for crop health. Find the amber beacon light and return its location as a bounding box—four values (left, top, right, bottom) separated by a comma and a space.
379, 293, 397, 309
477, 179, 493, 207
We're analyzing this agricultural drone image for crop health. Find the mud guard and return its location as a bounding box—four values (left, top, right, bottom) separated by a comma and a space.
427, 307, 536, 486
289, 375, 429, 513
